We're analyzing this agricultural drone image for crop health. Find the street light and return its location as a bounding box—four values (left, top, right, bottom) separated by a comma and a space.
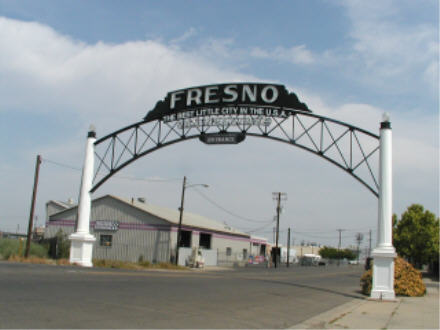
175, 176, 209, 265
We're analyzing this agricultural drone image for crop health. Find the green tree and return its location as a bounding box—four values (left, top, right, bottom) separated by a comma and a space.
319, 246, 338, 259
393, 204, 439, 269
319, 246, 356, 260
342, 249, 356, 261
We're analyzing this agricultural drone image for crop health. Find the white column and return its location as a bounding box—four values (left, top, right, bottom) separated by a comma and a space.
371, 114, 396, 300
69, 125, 97, 267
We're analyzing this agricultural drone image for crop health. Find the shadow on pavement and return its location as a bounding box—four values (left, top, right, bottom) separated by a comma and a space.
256, 278, 364, 300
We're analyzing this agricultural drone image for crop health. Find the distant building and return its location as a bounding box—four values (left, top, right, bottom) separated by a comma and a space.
294, 244, 321, 257
45, 195, 267, 266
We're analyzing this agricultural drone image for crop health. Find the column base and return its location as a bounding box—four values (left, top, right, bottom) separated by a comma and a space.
69, 232, 96, 267
370, 247, 397, 301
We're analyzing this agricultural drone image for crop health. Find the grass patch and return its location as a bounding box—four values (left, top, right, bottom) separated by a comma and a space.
56, 258, 71, 265
7, 255, 71, 266
8, 255, 55, 264
93, 259, 187, 271
0, 238, 48, 259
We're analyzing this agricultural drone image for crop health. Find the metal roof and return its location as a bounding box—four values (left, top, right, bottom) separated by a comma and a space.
49, 194, 252, 238
113, 195, 249, 237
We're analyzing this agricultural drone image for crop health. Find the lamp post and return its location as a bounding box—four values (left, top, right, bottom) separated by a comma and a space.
175, 176, 209, 265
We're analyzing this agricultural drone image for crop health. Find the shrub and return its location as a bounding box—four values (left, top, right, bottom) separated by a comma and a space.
54, 230, 70, 259
360, 269, 372, 295
360, 257, 426, 296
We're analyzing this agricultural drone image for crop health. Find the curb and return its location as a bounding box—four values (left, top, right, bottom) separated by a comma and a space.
289, 298, 366, 329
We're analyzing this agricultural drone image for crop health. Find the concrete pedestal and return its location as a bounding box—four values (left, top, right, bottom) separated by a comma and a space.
371, 248, 397, 300
69, 232, 96, 267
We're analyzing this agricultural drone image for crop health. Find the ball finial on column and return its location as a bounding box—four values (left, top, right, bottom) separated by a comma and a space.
382, 112, 390, 122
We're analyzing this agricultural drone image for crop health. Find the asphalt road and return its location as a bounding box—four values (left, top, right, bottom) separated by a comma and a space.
0, 261, 365, 329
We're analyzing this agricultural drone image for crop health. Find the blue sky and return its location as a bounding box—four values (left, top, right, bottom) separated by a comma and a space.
0, 0, 438, 249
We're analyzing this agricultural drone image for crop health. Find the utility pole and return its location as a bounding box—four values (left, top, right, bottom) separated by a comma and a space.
356, 233, 364, 263
25, 155, 42, 258
272, 192, 287, 268
175, 176, 208, 265
337, 229, 345, 249
287, 227, 291, 268
337, 228, 345, 266
176, 176, 187, 265
368, 229, 372, 257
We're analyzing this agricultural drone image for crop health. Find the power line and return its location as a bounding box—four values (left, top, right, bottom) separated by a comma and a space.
192, 187, 273, 223
42, 158, 82, 171
244, 220, 276, 234
41, 157, 181, 182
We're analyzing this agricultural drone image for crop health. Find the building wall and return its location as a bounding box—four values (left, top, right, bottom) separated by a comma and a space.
46, 196, 172, 263
45, 196, 264, 266
46, 201, 68, 222
169, 226, 258, 265
293, 245, 321, 257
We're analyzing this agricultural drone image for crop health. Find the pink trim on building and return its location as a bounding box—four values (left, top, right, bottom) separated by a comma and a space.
46, 219, 262, 244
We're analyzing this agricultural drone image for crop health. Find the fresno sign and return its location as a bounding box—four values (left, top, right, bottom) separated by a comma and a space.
144, 83, 310, 122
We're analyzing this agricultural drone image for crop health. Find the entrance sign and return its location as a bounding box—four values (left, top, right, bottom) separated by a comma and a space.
199, 132, 246, 145
71, 81, 396, 301
144, 83, 310, 122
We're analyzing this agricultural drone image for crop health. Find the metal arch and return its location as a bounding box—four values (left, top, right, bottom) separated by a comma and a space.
246, 133, 378, 197
91, 110, 380, 196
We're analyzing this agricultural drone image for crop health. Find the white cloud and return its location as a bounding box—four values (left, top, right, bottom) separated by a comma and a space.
0, 17, 255, 131
340, 0, 439, 94
251, 45, 315, 65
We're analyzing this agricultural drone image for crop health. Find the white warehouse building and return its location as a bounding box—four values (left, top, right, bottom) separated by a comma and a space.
45, 195, 268, 266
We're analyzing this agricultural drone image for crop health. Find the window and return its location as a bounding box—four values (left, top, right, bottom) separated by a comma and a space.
100, 234, 112, 247
179, 230, 192, 247
243, 249, 248, 260
199, 233, 211, 249
226, 247, 232, 256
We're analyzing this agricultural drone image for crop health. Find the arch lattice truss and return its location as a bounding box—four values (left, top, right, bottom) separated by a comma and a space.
92, 111, 380, 196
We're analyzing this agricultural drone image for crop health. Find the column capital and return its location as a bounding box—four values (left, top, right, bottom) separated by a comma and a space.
380, 121, 391, 129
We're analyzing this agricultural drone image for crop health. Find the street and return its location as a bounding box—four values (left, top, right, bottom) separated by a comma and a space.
0, 261, 365, 329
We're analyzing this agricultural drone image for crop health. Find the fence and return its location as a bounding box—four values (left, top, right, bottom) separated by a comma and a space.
217, 251, 249, 267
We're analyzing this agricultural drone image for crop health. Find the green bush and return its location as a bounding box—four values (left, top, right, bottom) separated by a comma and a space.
0, 238, 48, 259
319, 246, 356, 260
54, 230, 70, 259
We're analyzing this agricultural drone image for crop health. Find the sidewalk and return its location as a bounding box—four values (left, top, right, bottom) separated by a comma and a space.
291, 277, 439, 329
